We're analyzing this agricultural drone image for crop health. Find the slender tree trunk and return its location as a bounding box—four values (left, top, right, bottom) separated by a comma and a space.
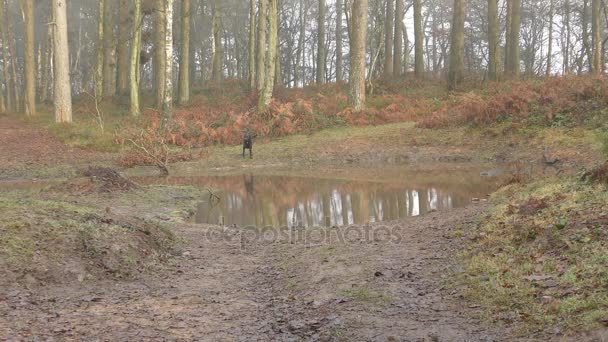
563, 0, 571, 74
162, 0, 174, 127
6, 4, 19, 112
487, 0, 499, 80
592, 0, 601, 73
256, 0, 267, 90
154, 0, 166, 109
117, 0, 131, 95
448, 0, 465, 90
42, 16, 53, 103
413, 0, 424, 78
316, 0, 326, 84
22, 0, 35, 116
505, 0, 521, 78
96, 0, 104, 98
403, 22, 409, 72
258, 0, 277, 111
178, 0, 191, 105
130, 0, 142, 116
393, 0, 403, 76
349, 0, 368, 111
384, 0, 394, 77
249, 0, 256, 89
103, 0, 115, 96
53, 0, 72, 123
295, 0, 305, 87
211, 0, 222, 83
546, 0, 554, 76
336, 0, 343, 82
0, 0, 12, 111
504, 0, 512, 73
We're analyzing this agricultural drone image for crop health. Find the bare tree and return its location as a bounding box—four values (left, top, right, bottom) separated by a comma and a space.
23, 0, 35, 116
448, 0, 465, 90
249, 0, 256, 89
178, 0, 191, 105
505, 0, 522, 78
154, 0, 166, 109
316, 0, 326, 84
256, 0, 267, 91
53, 0, 72, 123
393, 0, 404, 76
258, 0, 278, 111
487, 0, 499, 80
384, 0, 394, 77
162, 0, 174, 127
414, 0, 424, 78
130, 0, 143, 116
349, 0, 368, 111
591, 0, 601, 73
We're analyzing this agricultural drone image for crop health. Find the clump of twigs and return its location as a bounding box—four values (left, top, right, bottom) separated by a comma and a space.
124, 129, 172, 175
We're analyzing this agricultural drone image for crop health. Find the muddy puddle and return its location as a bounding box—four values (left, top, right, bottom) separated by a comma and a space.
137, 166, 503, 228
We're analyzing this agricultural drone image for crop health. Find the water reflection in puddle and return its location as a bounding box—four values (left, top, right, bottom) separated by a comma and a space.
138, 170, 500, 228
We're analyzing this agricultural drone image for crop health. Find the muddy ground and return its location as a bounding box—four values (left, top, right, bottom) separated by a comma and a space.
0, 116, 605, 341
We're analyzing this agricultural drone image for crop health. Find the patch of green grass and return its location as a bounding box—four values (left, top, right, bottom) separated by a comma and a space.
0, 188, 179, 282
338, 286, 394, 305
457, 177, 608, 334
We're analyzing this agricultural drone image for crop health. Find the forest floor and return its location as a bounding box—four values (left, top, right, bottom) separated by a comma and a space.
1, 79, 608, 342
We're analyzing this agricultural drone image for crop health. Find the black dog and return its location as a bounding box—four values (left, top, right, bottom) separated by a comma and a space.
243, 132, 253, 159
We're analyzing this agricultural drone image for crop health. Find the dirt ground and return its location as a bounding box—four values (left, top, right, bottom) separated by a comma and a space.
0, 116, 605, 341
1, 205, 501, 341
0, 116, 113, 179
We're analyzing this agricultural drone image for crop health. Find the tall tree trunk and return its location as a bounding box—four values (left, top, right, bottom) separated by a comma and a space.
295, 0, 305, 87
349, 0, 368, 111
592, 0, 601, 73
96, 0, 104, 98
403, 22, 409, 72
546, 0, 554, 76
103, 0, 115, 96
23, 0, 35, 116
413, 0, 424, 78
154, 0, 166, 109
117, 0, 131, 95
6, 3, 19, 112
163, 0, 174, 127
316, 0, 326, 84
256, 0, 267, 90
504, 0, 512, 73
563, 0, 571, 74
249, 0, 256, 89
211, 0, 222, 83
384, 0, 394, 77
258, 0, 277, 111
42, 15, 53, 103
447, 0, 465, 90
53, 0, 72, 123
505, 0, 521, 78
336, 0, 343, 82
393, 0, 403, 76
178, 0, 191, 105
130, 0, 142, 116
487, 0, 499, 80
0, 0, 12, 111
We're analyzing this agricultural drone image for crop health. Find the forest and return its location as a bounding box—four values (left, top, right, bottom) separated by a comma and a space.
0, 0, 607, 340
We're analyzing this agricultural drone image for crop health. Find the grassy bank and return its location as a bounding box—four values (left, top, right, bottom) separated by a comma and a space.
456, 173, 608, 335
0, 178, 206, 288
